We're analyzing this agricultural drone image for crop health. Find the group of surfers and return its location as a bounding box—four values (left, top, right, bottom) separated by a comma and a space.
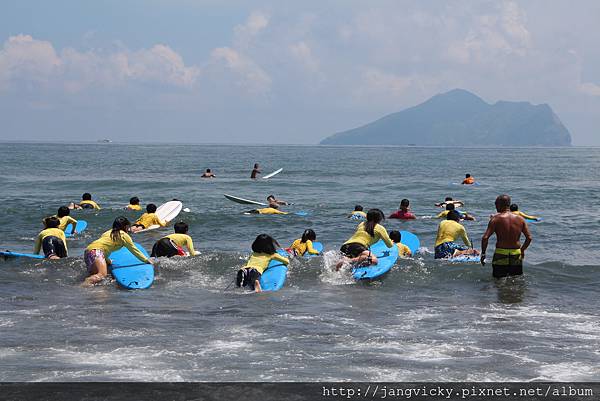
199, 163, 265, 179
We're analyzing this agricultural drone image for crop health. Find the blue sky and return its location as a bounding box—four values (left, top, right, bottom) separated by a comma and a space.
1, 0, 599, 144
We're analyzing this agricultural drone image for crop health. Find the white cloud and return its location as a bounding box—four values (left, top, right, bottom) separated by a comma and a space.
0, 35, 61, 89
210, 47, 271, 94
233, 11, 269, 49
289, 41, 319, 73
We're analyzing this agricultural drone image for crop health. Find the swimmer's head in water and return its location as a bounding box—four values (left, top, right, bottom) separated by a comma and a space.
206, 169, 211, 173
57, 206, 70, 217
267, 195, 275, 201
82, 193, 92, 201
174, 221, 188, 234
254, 163, 259, 169
495, 195, 511, 212
44, 216, 60, 229
446, 203, 456, 211
146, 204, 157, 213
400, 199, 410, 209
447, 210, 461, 222
445, 197, 453, 202
354, 205, 363, 211
389, 230, 401, 243
252, 234, 278, 254
465, 174, 471, 178
301, 229, 316, 242
130, 197, 140, 205
510, 204, 519, 212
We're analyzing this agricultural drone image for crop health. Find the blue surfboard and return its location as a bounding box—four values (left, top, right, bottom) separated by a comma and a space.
109, 243, 154, 290
304, 242, 323, 258
525, 217, 542, 223
65, 220, 88, 237
0, 250, 45, 260
259, 250, 289, 292
352, 239, 399, 280
294, 211, 309, 217
399, 231, 420, 255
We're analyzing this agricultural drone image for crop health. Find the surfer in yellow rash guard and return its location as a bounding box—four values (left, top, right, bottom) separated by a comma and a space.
288, 229, 320, 256
388, 230, 412, 258
46, 206, 78, 233
245, 202, 288, 215
151, 222, 199, 257
336, 209, 394, 271
434, 211, 480, 259
83, 217, 153, 286
34, 217, 68, 259
510, 204, 539, 221
348, 205, 367, 219
126, 197, 142, 211
236, 234, 289, 293
130, 203, 167, 233
69, 193, 101, 210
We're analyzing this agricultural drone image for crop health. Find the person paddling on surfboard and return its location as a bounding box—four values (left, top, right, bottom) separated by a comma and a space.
348, 205, 367, 219
46, 206, 79, 234
201, 168, 216, 178
126, 197, 142, 211
509, 204, 540, 221
131, 204, 167, 233
34, 217, 68, 259
250, 163, 261, 179
462, 174, 476, 185
245, 201, 288, 215
69, 193, 101, 210
436, 203, 475, 221
434, 211, 480, 259
336, 209, 394, 271
83, 217, 153, 286
389, 199, 417, 220
151, 221, 199, 257
287, 229, 320, 257
389, 230, 412, 258
236, 234, 289, 293
435, 197, 464, 208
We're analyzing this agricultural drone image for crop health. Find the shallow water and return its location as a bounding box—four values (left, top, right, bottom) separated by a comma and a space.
0, 143, 599, 381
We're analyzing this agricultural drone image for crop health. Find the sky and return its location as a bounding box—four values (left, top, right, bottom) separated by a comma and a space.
0, 0, 599, 145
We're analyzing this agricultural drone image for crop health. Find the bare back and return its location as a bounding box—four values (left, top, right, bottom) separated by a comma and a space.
487, 212, 529, 249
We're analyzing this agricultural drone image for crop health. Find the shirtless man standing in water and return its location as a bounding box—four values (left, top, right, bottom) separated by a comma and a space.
481, 195, 533, 278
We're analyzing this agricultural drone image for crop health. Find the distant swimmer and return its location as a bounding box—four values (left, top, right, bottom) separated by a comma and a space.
83, 217, 153, 286
510, 204, 539, 221
131, 203, 167, 233
434, 210, 480, 259
481, 195, 533, 278
462, 174, 476, 185
389, 199, 417, 220
250, 163, 261, 179
389, 230, 412, 258
435, 197, 464, 208
236, 234, 289, 293
151, 221, 199, 257
69, 193, 101, 210
336, 209, 394, 271
126, 197, 142, 211
201, 168, 216, 178
288, 229, 320, 257
34, 217, 68, 259
348, 205, 367, 219
46, 206, 78, 233
436, 203, 475, 221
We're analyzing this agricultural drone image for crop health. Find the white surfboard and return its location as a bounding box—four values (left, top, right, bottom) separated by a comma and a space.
137, 200, 183, 233
224, 194, 267, 206
262, 168, 283, 179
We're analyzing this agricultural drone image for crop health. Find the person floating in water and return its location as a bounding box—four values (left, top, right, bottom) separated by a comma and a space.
69, 193, 101, 210
434, 211, 480, 259
336, 209, 394, 271
462, 174, 476, 185
481, 195, 533, 278
267, 194, 289, 207
245, 203, 288, 215
436, 203, 475, 221
236, 234, 289, 293
201, 168, 216, 178
250, 163, 261, 179
131, 204, 167, 233
34, 217, 68, 259
435, 197, 464, 208
510, 204, 539, 221
348, 205, 367, 219
389, 199, 416, 220
83, 217, 153, 286
288, 229, 320, 257
389, 230, 412, 258
126, 197, 142, 211
46, 206, 78, 233
151, 221, 199, 257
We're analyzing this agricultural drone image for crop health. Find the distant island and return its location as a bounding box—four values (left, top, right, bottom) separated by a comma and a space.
320, 89, 572, 146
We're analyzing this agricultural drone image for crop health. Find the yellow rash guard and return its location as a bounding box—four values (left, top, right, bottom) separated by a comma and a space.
165, 233, 198, 255
350, 211, 367, 218
135, 213, 166, 228
47, 215, 77, 231
290, 239, 319, 256
34, 228, 67, 254
397, 243, 412, 257
245, 252, 289, 274
435, 220, 471, 247
86, 230, 149, 263
127, 204, 142, 211
512, 211, 538, 220
257, 207, 287, 215
79, 200, 100, 209
343, 222, 394, 248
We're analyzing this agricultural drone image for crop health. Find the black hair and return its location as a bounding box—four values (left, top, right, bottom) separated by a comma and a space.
82, 193, 92, 201
44, 216, 60, 229
146, 203, 157, 213
400, 199, 410, 208
445, 197, 453, 201
365, 208, 384, 236
254, 163, 259, 168
206, 168, 211, 173
510, 204, 519, 212
465, 174, 471, 178
389, 230, 401, 243
130, 197, 140, 205
446, 203, 456, 211
354, 205, 363, 211
57, 206, 70, 217
301, 229, 316, 243
251, 234, 279, 254
267, 195, 275, 201
496, 194, 511, 209
111, 217, 131, 242
174, 221, 189, 234
447, 210, 461, 222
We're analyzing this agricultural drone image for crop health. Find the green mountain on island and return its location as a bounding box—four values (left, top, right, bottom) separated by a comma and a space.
320, 89, 572, 146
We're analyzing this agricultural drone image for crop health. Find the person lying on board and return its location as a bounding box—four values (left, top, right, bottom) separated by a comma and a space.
45, 206, 78, 233
348, 205, 367, 219
510, 204, 540, 221
434, 211, 480, 259
34, 217, 68, 259
69, 192, 101, 210
151, 221, 199, 257
131, 204, 167, 233
236, 234, 289, 293
436, 203, 476, 221
201, 168, 216, 178
462, 174, 476, 185
245, 203, 288, 215
389, 199, 417, 220
389, 230, 412, 258
287, 229, 320, 256
435, 197, 464, 208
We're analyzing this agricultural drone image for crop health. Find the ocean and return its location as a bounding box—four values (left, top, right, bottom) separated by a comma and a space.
0, 143, 599, 381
